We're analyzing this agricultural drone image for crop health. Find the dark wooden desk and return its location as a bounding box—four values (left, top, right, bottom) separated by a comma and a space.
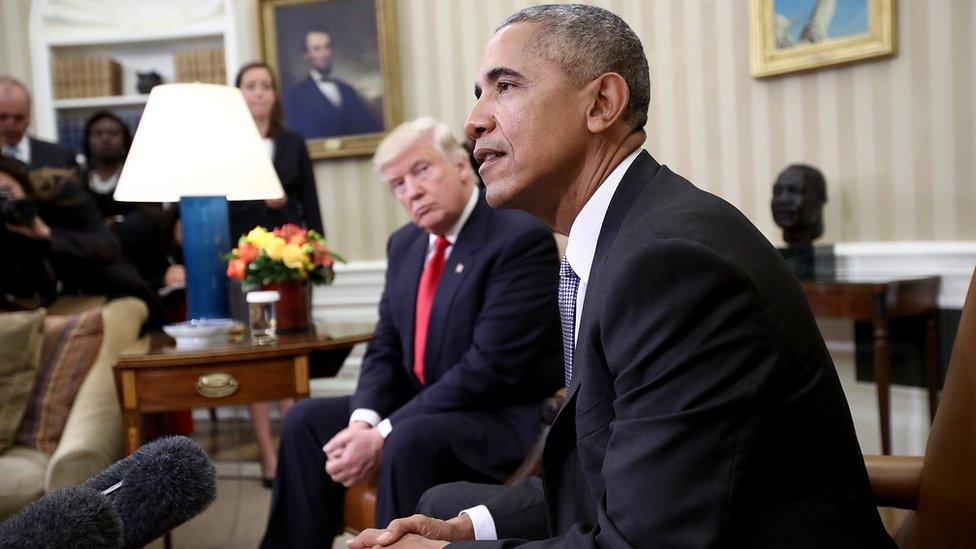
800, 276, 941, 454
114, 323, 372, 455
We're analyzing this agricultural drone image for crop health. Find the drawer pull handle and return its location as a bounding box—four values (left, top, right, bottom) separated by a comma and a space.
196, 373, 238, 398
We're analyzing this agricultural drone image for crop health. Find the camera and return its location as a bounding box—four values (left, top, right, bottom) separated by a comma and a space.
0, 188, 37, 227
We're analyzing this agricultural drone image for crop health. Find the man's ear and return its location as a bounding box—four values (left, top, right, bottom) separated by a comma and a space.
455, 154, 471, 185
584, 73, 630, 134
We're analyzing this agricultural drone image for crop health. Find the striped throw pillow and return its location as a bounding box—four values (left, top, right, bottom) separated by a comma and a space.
15, 309, 104, 454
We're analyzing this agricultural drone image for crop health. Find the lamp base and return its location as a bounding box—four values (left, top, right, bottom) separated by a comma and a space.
180, 196, 231, 319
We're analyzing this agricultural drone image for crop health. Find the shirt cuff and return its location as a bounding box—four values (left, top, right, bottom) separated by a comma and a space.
460, 505, 497, 540
349, 408, 381, 427
377, 418, 393, 439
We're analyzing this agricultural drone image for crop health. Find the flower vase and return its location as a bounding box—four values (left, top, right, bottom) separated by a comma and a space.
262, 281, 312, 333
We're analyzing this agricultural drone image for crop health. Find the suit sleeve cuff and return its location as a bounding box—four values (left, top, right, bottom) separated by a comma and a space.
377, 418, 393, 439
349, 408, 381, 427
459, 505, 497, 540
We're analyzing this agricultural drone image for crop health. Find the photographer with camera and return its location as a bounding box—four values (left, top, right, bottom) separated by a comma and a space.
0, 156, 163, 328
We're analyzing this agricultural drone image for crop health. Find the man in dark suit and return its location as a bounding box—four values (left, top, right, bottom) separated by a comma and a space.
282, 31, 383, 139
0, 76, 76, 170
349, 5, 894, 548
260, 117, 563, 549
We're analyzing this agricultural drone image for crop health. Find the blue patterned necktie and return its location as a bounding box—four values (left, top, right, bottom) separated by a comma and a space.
558, 257, 581, 388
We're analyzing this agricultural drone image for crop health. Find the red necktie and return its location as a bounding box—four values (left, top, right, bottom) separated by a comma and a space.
413, 236, 450, 384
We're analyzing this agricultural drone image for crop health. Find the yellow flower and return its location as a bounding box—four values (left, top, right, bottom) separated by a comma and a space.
262, 236, 286, 260
245, 226, 270, 246
281, 243, 306, 270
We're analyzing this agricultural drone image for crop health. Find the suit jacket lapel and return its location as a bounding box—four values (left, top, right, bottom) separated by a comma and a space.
422, 194, 488, 380
563, 151, 662, 399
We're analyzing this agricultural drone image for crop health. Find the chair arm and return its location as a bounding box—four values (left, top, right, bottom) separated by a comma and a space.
864, 454, 923, 510
46, 298, 148, 490
505, 389, 567, 484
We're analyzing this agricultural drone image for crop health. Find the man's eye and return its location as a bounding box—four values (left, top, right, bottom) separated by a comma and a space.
498, 82, 512, 92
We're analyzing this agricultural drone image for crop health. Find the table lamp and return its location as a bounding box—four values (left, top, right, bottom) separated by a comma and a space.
114, 83, 284, 319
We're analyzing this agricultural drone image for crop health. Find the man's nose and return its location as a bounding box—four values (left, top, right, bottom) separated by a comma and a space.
464, 99, 494, 142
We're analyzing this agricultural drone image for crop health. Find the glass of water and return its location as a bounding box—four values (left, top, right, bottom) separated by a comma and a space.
246, 290, 280, 344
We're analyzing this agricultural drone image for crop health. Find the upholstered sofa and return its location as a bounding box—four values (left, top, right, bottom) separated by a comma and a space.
0, 296, 148, 520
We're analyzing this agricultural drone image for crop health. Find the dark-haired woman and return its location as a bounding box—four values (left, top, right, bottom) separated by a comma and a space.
233, 61, 325, 487
82, 110, 133, 219
231, 61, 323, 239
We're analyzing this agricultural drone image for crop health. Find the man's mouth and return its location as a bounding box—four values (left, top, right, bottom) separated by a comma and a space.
473, 147, 506, 173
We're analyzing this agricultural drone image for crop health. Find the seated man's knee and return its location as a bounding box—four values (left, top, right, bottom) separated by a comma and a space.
417, 482, 470, 520
281, 398, 319, 435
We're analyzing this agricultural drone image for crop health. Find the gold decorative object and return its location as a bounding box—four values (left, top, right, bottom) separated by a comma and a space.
195, 372, 239, 398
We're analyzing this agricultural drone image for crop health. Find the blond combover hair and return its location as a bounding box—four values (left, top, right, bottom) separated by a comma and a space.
373, 117, 475, 183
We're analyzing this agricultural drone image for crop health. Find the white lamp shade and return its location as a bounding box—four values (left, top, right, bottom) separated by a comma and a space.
114, 83, 285, 202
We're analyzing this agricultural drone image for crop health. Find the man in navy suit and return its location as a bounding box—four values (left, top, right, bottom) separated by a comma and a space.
0, 76, 76, 170
282, 31, 383, 139
349, 5, 894, 548
260, 117, 562, 549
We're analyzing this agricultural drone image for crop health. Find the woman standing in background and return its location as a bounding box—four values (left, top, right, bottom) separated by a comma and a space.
234, 61, 324, 487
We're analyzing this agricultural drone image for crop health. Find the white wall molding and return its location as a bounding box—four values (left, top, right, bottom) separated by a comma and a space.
834, 241, 976, 308
311, 260, 385, 324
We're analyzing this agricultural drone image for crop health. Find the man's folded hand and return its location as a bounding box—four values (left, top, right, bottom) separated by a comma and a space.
346, 514, 475, 548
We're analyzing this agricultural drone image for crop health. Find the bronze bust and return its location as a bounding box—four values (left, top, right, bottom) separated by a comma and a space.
771, 164, 827, 246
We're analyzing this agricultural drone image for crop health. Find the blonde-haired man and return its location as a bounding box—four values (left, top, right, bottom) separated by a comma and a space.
261, 117, 562, 548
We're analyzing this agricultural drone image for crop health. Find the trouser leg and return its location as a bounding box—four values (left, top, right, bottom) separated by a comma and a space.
260, 396, 350, 549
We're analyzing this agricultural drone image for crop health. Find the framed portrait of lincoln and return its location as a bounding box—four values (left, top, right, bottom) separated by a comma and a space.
260, 0, 402, 158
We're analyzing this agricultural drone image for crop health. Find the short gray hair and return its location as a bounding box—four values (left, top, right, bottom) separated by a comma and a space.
373, 116, 474, 182
498, 4, 649, 131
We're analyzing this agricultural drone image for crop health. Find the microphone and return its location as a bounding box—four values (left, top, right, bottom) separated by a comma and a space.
0, 485, 123, 548
84, 435, 217, 548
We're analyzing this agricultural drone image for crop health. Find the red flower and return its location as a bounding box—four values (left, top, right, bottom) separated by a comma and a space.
237, 243, 258, 263
226, 259, 246, 280
309, 241, 333, 268
274, 224, 307, 245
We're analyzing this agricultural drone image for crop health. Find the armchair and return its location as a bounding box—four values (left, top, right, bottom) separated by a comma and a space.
0, 297, 148, 520
864, 267, 976, 547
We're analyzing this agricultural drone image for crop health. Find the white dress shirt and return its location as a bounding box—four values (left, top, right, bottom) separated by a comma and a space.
1, 135, 30, 165
348, 186, 479, 438
311, 70, 343, 107
461, 148, 644, 541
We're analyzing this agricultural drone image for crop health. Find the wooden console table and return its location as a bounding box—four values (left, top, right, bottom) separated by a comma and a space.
800, 276, 941, 454
114, 324, 372, 455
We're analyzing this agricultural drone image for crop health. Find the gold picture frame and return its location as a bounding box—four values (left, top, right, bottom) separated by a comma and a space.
749, 0, 896, 78
259, 0, 402, 159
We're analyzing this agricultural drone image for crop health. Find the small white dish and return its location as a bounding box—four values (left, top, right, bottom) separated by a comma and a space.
163, 318, 237, 350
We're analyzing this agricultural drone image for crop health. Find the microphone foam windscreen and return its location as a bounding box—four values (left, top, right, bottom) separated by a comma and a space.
0, 485, 123, 549
85, 435, 217, 548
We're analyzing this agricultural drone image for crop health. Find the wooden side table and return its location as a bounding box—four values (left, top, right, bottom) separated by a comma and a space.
800, 276, 941, 454
114, 325, 372, 455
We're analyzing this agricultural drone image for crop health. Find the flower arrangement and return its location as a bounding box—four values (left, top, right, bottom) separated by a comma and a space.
225, 224, 344, 285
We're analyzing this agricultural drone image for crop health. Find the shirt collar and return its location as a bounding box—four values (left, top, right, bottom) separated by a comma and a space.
310, 69, 331, 83
12, 135, 30, 164
428, 185, 478, 248
564, 148, 643, 284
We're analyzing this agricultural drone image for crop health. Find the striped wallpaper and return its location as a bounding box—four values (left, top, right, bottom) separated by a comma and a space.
4, 1, 972, 261
311, 0, 975, 260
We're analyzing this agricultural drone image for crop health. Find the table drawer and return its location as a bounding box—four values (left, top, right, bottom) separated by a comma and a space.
119, 357, 308, 412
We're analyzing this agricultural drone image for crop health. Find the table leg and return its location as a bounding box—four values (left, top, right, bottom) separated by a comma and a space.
873, 316, 892, 455
924, 315, 940, 422
124, 410, 142, 455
